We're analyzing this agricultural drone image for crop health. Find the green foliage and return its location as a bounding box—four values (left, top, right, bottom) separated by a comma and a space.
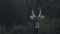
0, 0, 60, 34
0, 25, 10, 34
0, 18, 60, 34
40, 18, 60, 34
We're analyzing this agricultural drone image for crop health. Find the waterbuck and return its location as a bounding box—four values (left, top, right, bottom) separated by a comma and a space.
30, 8, 44, 34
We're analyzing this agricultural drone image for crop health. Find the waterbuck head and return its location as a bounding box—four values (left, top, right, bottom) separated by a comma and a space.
30, 8, 44, 20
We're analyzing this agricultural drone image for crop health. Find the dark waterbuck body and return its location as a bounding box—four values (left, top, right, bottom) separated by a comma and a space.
30, 7, 44, 34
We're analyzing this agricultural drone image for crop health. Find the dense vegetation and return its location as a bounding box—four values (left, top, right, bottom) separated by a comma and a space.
0, 0, 60, 34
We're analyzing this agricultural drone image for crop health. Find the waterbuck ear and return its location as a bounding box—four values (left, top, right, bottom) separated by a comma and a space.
40, 15, 44, 19
38, 8, 41, 18
32, 9, 36, 18
30, 15, 34, 20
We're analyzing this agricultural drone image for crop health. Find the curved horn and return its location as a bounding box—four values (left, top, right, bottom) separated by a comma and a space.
32, 9, 36, 18
38, 8, 41, 18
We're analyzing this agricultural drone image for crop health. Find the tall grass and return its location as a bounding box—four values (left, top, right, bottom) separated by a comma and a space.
40, 18, 60, 34
0, 18, 60, 34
